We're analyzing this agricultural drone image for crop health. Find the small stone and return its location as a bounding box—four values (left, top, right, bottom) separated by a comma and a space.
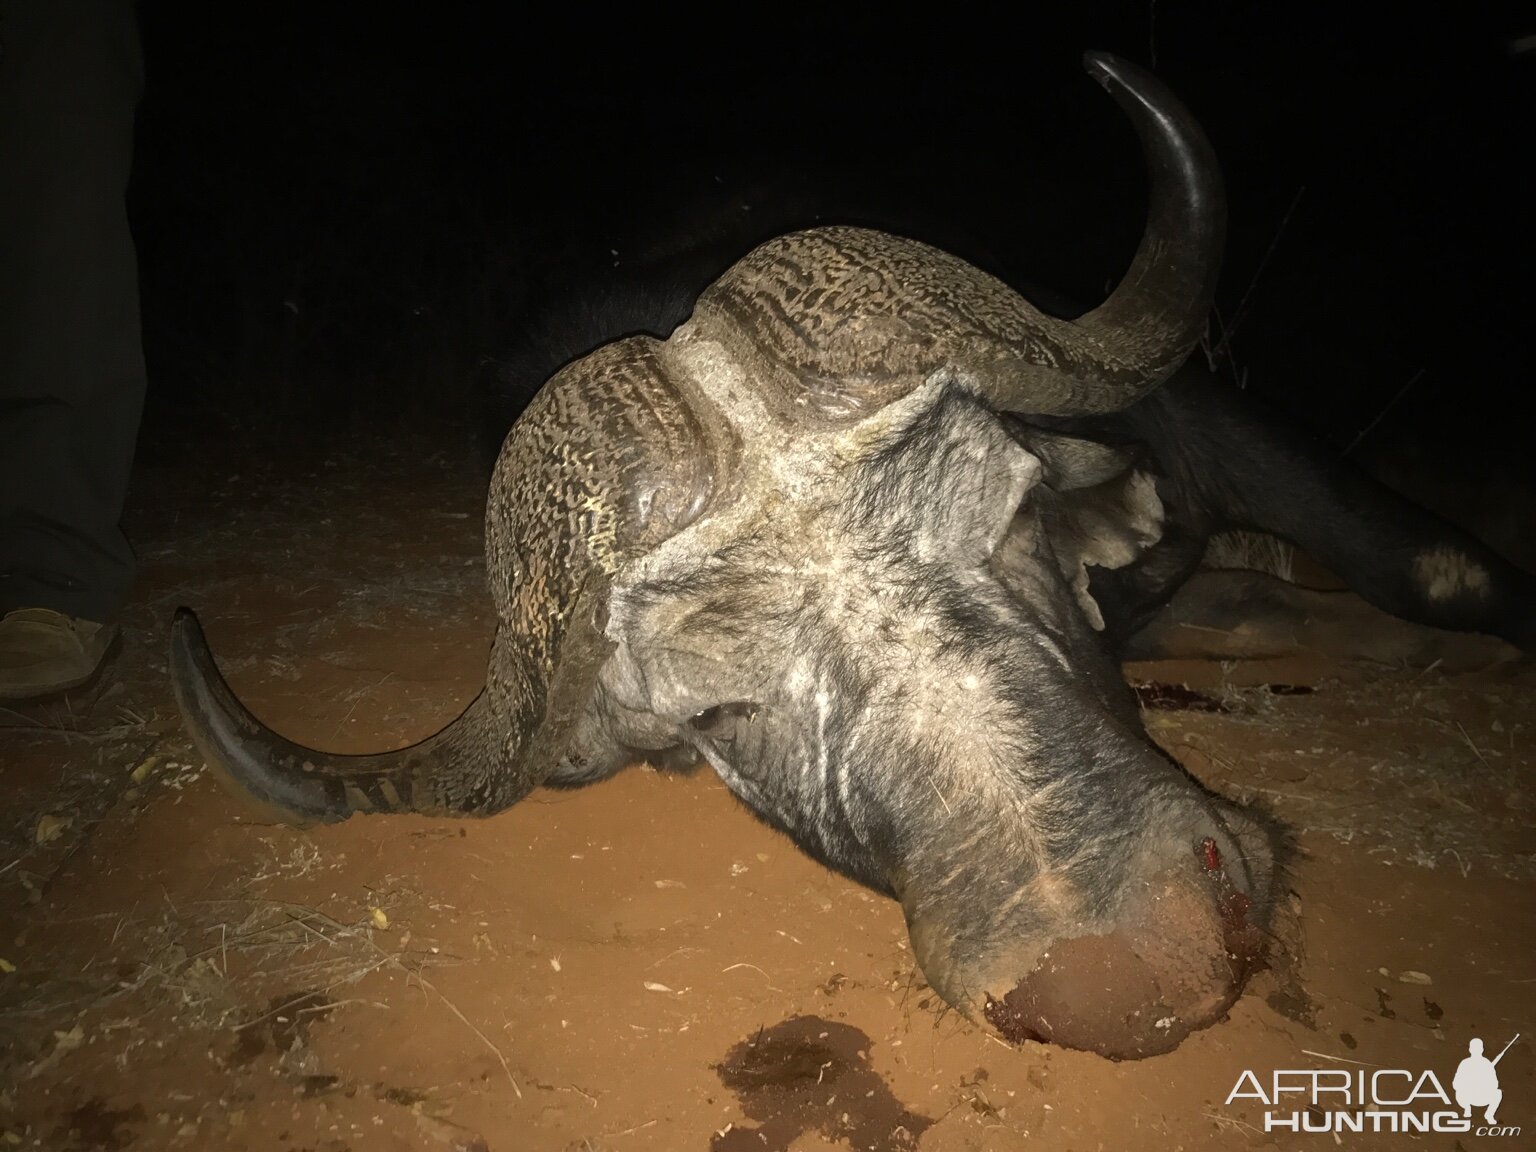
34, 814, 71, 845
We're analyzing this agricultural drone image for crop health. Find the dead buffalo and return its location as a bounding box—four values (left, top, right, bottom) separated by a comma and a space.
169, 52, 1532, 1060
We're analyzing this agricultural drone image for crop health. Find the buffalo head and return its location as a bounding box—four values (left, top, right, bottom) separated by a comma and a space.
172, 53, 1282, 1059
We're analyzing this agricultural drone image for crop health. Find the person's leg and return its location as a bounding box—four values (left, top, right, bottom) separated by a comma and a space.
0, 0, 145, 696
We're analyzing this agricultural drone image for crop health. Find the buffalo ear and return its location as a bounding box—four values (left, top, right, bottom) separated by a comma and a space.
1042, 468, 1166, 631
1003, 423, 1140, 491
990, 423, 1166, 630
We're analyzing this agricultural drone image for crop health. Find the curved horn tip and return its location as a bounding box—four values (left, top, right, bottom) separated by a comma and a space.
171, 606, 232, 708
1081, 52, 1171, 104
171, 604, 202, 648
1081, 49, 1124, 84
170, 605, 215, 685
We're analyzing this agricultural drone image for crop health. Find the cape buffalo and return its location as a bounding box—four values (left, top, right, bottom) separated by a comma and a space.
170, 52, 1533, 1060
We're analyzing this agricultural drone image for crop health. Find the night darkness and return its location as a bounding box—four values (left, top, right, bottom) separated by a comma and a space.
131, 3, 1533, 476
6, 3, 1536, 1140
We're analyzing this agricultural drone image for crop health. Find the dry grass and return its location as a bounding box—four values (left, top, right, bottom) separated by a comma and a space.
1202, 530, 1296, 582
1145, 667, 1533, 879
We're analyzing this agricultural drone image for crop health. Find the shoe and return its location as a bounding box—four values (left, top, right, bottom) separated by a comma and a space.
0, 608, 120, 699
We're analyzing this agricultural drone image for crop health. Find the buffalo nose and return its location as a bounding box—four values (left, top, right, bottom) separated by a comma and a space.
982, 843, 1266, 1059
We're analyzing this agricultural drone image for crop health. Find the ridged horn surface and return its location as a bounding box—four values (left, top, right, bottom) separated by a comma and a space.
693, 53, 1225, 419
171, 335, 716, 821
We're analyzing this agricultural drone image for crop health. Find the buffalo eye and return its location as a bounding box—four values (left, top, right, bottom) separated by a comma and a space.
688, 701, 759, 737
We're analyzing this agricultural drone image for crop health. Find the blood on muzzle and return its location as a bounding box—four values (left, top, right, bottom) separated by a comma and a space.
981, 840, 1268, 1060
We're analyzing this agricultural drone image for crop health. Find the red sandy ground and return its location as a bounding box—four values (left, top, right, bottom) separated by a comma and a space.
1, 426, 1531, 1151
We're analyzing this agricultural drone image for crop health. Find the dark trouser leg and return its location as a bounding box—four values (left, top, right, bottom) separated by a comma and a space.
0, 0, 145, 622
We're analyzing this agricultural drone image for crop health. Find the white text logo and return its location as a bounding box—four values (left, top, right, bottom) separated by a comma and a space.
1225, 1034, 1520, 1137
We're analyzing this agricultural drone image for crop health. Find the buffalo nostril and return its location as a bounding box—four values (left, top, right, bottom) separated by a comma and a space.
980, 863, 1269, 1059
1193, 836, 1264, 986
1200, 835, 1222, 872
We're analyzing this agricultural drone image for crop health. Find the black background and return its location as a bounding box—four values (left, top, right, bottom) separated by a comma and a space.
129, 2, 1534, 483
